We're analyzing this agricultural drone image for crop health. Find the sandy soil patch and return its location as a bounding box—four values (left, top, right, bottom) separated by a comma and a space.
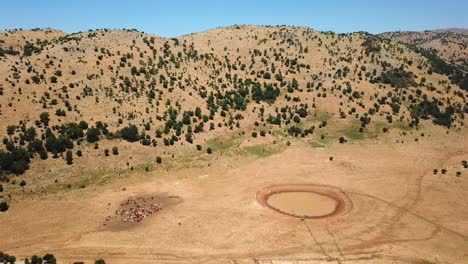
257, 184, 351, 219
267, 192, 338, 218
1, 139, 467, 264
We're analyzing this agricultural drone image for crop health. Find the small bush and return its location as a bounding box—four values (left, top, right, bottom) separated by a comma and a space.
0, 201, 9, 212
112, 146, 119, 155
66, 150, 73, 165
120, 125, 139, 142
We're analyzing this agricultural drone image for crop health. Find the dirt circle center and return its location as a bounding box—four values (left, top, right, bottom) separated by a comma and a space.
257, 184, 351, 219
267, 191, 338, 218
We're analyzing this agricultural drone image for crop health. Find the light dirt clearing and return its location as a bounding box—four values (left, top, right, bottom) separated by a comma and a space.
256, 184, 351, 219
0, 133, 467, 264
267, 191, 338, 218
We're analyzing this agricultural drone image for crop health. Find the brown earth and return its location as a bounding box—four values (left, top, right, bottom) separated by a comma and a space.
0, 25, 467, 263
256, 184, 351, 219
0, 129, 467, 264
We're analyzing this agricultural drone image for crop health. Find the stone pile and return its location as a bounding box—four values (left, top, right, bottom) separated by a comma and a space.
112, 197, 161, 223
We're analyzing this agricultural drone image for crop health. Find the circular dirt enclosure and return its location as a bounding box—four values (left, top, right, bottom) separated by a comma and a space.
257, 184, 352, 219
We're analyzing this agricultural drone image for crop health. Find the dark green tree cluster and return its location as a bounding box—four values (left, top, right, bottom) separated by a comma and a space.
411, 46, 468, 91
410, 98, 454, 128
0, 251, 102, 264
45, 128, 74, 154
0, 113, 112, 175
120, 125, 139, 142
361, 36, 381, 54
378, 68, 417, 88
251, 82, 280, 103
0, 252, 15, 263
0, 146, 30, 174
23, 42, 41, 56
0, 47, 20, 56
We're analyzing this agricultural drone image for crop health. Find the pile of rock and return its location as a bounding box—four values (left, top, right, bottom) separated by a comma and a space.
113, 197, 161, 223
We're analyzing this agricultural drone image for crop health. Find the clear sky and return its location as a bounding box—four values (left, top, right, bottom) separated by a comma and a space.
1, 0, 467, 37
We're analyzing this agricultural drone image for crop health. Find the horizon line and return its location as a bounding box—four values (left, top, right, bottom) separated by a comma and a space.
2, 24, 467, 38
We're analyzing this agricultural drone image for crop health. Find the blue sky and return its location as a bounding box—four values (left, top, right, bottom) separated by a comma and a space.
1, 0, 467, 37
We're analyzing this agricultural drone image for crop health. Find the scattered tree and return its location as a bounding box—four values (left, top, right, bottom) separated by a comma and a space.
66, 150, 73, 165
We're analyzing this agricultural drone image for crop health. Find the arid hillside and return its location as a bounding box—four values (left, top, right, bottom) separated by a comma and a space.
0, 25, 467, 264
380, 29, 468, 69
0, 25, 466, 177
0, 25, 467, 176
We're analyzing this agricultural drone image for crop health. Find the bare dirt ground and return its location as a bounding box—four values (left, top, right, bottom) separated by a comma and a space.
266, 192, 338, 218
1, 129, 467, 264
257, 184, 350, 219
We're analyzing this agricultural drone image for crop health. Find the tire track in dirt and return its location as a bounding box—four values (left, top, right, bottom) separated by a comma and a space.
50, 245, 323, 264
302, 220, 330, 259
346, 150, 467, 250
349, 225, 442, 250
6, 151, 466, 263
346, 191, 468, 240
326, 223, 345, 259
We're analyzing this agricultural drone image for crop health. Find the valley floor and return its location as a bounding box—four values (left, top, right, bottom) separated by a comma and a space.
1, 132, 467, 264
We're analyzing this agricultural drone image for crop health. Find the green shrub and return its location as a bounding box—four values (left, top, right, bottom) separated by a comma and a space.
379, 68, 417, 88
120, 125, 139, 142
86, 127, 101, 143
0, 201, 9, 212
